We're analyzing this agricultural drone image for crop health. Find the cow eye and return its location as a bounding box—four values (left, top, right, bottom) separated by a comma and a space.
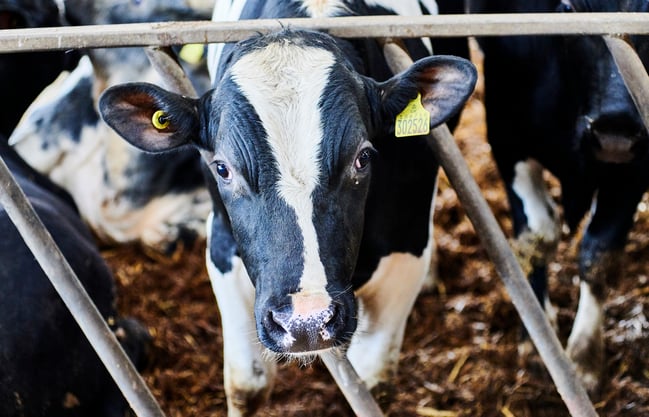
354, 148, 373, 171
214, 162, 232, 182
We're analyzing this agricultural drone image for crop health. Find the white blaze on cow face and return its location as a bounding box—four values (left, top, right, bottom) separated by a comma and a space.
230, 41, 333, 304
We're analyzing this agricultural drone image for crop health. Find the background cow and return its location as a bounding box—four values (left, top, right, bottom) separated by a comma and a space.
471, 0, 649, 394
0, 139, 151, 416
0, 1, 150, 415
10, 0, 214, 254
99, 0, 477, 415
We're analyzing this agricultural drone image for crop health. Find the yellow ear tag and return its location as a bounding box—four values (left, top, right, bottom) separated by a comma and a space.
152, 110, 170, 130
395, 93, 430, 138
179, 43, 205, 65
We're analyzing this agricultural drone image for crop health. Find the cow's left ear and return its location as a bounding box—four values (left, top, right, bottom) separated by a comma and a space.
99, 82, 200, 153
374, 55, 477, 133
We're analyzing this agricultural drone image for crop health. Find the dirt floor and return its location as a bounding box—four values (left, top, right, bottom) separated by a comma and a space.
104, 49, 649, 417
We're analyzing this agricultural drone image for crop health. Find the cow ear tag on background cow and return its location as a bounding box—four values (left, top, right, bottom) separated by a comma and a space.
395, 93, 430, 138
179, 44, 204, 65
152, 110, 170, 130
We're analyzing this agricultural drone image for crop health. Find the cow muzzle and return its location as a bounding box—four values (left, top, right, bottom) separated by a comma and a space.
261, 292, 351, 354
582, 113, 647, 163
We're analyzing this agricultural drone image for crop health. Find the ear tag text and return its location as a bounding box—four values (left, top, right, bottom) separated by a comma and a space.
395, 93, 430, 138
152, 110, 170, 130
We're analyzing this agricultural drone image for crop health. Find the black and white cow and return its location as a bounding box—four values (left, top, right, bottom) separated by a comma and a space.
472, 0, 649, 393
0, 2, 150, 413
9, 0, 213, 253
99, 0, 476, 415
0, 138, 151, 416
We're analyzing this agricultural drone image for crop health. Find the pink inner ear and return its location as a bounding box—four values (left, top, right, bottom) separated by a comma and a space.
418, 66, 465, 107
123, 91, 159, 108
413, 64, 473, 128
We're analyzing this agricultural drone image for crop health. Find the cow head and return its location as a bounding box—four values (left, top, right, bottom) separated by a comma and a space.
100, 29, 476, 354
558, 0, 649, 163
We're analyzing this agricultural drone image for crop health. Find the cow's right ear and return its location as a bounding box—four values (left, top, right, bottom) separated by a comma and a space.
99, 82, 200, 153
371, 55, 477, 135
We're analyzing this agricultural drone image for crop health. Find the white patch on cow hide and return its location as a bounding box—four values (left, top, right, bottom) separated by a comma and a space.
512, 159, 560, 245
208, 0, 249, 82
364, 0, 437, 52
231, 42, 333, 299
349, 202, 436, 388
205, 212, 277, 414
567, 281, 603, 349
294, 0, 350, 17
10, 56, 94, 170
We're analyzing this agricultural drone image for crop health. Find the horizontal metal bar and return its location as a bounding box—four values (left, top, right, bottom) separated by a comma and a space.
1, 13, 649, 53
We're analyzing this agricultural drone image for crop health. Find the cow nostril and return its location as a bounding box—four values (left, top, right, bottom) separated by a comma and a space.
266, 310, 290, 336
323, 305, 337, 327
319, 305, 340, 340
590, 113, 642, 138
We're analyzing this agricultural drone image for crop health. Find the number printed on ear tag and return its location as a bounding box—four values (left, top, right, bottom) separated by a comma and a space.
395, 93, 430, 138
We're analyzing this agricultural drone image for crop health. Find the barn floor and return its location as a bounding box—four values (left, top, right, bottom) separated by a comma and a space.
105, 48, 649, 417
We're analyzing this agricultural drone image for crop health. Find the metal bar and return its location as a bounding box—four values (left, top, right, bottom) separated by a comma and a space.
429, 124, 597, 417
2, 13, 649, 53
145, 45, 386, 416
604, 35, 649, 134
381, 40, 598, 417
321, 351, 385, 417
0, 156, 166, 417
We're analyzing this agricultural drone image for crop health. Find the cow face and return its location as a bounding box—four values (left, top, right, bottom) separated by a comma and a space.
100, 30, 476, 354
559, 0, 649, 163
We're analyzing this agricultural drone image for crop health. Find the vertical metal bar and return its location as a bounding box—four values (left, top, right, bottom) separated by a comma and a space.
381, 40, 598, 417
321, 351, 385, 417
0, 155, 166, 417
604, 35, 649, 134
428, 124, 597, 417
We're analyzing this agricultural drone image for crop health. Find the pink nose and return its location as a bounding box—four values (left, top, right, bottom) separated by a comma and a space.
265, 294, 340, 353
